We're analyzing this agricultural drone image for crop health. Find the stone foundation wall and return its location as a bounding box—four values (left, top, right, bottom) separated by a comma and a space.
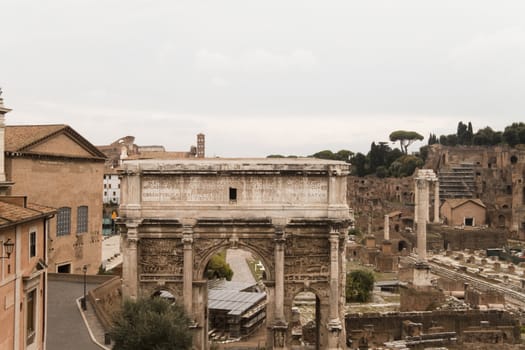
434, 226, 507, 250
399, 285, 445, 311
345, 310, 521, 347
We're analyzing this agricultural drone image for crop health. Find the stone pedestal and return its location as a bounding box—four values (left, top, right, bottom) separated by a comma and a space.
412, 261, 432, 287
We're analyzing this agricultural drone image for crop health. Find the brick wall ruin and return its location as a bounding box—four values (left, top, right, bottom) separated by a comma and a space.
345, 310, 520, 348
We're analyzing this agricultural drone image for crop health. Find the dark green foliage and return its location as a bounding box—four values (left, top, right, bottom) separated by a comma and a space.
427, 133, 438, 145
385, 148, 403, 166
472, 127, 502, 146
267, 154, 285, 158
419, 145, 429, 162
110, 298, 193, 350
309, 149, 353, 162
350, 152, 367, 177
375, 165, 388, 178
368, 142, 390, 174
457, 121, 473, 145
389, 130, 424, 154
205, 251, 234, 281
347, 143, 422, 178
502, 122, 525, 147
388, 155, 424, 178
346, 270, 375, 303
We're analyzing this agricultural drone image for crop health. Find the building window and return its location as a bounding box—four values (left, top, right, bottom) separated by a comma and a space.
77, 206, 88, 233
56, 207, 71, 236
229, 187, 237, 202
29, 231, 36, 258
57, 263, 71, 273
26, 289, 36, 345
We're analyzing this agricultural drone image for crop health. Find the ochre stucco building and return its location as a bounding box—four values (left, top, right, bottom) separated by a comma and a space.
0, 198, 54, 350
0, 95, 55, 350
441, 198, 487, 227
4, 125, 106, 275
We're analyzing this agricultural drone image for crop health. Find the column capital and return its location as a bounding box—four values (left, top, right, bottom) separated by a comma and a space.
274, 225, 286, 244
127, 237, 139, 245
329, 230, 340, 242
182, 235, 193, 246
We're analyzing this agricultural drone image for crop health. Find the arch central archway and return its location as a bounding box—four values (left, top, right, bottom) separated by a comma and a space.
118, 158, 351, 349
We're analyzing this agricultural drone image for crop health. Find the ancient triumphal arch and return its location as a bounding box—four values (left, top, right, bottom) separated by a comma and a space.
118, 158, 351, 349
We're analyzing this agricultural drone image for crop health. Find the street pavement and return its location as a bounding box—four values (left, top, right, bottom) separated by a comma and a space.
226, 248, 256, 285
47, 280, 101, 350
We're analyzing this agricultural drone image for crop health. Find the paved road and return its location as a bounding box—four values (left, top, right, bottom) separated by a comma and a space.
47, 280, 100, 350
226, 249, 256, 284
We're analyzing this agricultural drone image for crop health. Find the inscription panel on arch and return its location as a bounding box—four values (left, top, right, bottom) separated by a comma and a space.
141, 175, 329, 204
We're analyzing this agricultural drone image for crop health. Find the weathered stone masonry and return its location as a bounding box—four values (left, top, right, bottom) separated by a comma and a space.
118, 158, 351, 350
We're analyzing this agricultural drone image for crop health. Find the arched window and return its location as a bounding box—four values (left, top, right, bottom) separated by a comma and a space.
77, 206, 88, 233
57, 207, 71, 236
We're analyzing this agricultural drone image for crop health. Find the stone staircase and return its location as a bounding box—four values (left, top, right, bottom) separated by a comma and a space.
438, 163, 476, 199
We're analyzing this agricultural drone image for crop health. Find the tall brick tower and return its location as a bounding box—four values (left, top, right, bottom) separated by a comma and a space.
197, 133, 205, 158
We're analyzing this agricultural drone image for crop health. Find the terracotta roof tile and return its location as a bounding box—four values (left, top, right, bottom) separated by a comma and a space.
444, 198, 486, 209
5, 125, 67, 151
0, 201, 55, 228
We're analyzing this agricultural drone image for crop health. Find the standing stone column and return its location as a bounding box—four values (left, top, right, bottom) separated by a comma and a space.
182, 225, 194, 316
328, 230, 343, 350
414, 181, 419, 223
433, 181, 440, 223
329, 230, 340, 321
122, 223, 139, 299
384, 215, 390, 241
416, 179, 428, 262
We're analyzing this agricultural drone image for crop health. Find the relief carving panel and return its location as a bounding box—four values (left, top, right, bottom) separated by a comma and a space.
139, 238, 183, 275
284, 236, 330, 282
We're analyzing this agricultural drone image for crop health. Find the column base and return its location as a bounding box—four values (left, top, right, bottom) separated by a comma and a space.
327, 319, 343, 350
272, 322, 288, 349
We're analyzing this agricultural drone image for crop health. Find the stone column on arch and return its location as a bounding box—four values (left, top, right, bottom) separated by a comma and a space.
272, 225, 288, 349
122, 223, 140, 300
274, 226, 285, 322
327, 229, 343, 350
182, 224, 194, 316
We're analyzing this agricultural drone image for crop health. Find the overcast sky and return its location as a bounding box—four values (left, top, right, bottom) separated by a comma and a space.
1, 1, 524, 157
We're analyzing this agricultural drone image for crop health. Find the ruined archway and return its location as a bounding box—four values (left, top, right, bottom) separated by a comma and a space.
118, 158, 351, 349
398, 240, 409, 252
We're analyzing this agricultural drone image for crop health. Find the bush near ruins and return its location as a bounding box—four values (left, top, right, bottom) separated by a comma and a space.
346, 270, 375, 303
205, 251, 234, 281
110, 297, 193, 350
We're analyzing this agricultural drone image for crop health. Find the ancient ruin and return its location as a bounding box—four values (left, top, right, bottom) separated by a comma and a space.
118, 158, 351, 349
